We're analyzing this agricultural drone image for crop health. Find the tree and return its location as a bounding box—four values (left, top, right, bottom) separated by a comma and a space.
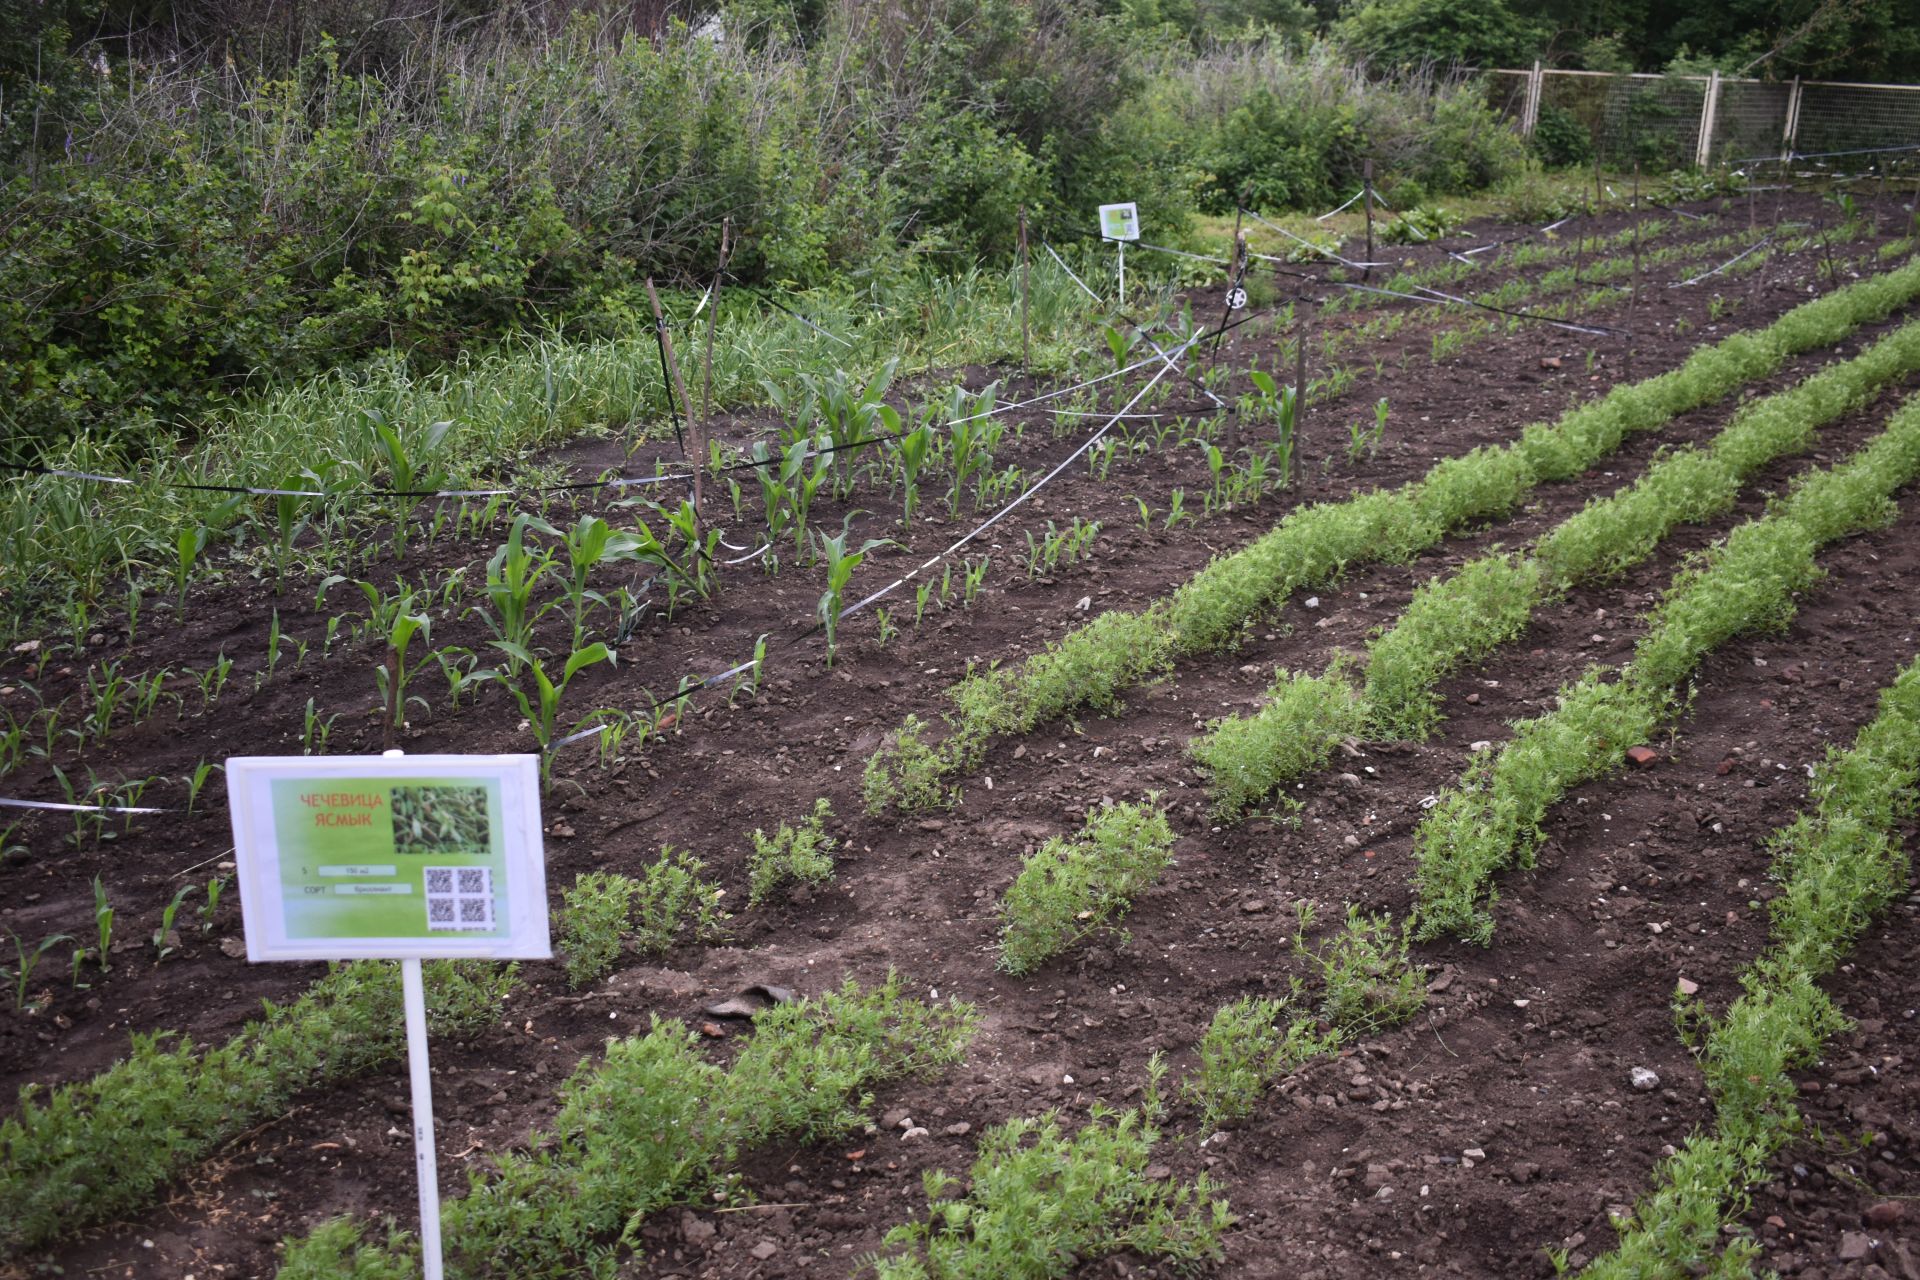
1335, 0, 1544, 69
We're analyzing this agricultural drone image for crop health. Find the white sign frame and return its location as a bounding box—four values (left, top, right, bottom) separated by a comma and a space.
1098, 202, 1141, 242
226, 753, 552, 962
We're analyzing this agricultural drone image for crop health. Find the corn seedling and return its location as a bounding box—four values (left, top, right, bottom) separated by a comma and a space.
747, 798, 837, 906
914, 581, 934, 629
152, 886, 195, 959
301, 698, 337, 755
962, 557, 989, 606
1163, 488, 1188, 530
357, 581, 433, 750
874, 607, 897, 648
6, 931, 73, 1011
475, 643, 616, 783
473, 515, 558, 675
815, 524, 893, 666
1347, 398, 1389, 463
893, 425, 933, 525
90, 876, 113, 973
201, 876, 228, 931
367, 413, 452, 558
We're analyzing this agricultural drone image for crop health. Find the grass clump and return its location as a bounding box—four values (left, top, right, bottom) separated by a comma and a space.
868, 1058, 1229, 1279
1586, 652, 1920, 1277
0, 961, 513, 1256
1414, 389, 1920, 945
747, 798, 838, 907
276, 973, 976, 1280
997, 800, 1175, 976
1184, 992, 1337, 1128
1191, 663, 1365, 819
559, 850, 728, 988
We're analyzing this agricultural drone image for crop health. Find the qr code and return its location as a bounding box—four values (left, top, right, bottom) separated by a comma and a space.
424, 865, 495, 931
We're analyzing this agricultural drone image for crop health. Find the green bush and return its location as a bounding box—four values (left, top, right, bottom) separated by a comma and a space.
1184, 994, 1336, 1127
1530, 102, 1595, 169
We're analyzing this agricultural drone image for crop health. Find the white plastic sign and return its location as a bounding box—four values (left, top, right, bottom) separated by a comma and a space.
1098, 202, 1140, 242
226, 754, 551, 962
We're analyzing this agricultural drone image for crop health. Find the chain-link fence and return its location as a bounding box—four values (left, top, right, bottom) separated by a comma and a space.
1491, 67, 1920, 172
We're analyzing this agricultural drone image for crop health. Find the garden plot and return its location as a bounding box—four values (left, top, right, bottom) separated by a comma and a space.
3, 192, 1919, 1279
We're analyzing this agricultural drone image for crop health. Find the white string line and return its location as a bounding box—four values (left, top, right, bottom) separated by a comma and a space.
0, 796, 167, 815
1316, 189, 1367, 221
1042, 242, 1103, 303
1242, 208, 1392, 270
834, 327, 1208, 624
1670, 236, 1775, 287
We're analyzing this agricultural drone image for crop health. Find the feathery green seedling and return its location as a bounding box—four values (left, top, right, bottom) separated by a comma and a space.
1294, 902, 1427, 1035
863, 715, 963, 815
0, 960, 512, 1255
868, 1057, 1229, 1279
1192, 663, 1365, 820
6, 931, 73, 1011
998, 799, 1174, 976
559, 870, 640, 989
1414, 391, 1920, 944
1185, 991, 1337, 1128
747, 798, 837, 907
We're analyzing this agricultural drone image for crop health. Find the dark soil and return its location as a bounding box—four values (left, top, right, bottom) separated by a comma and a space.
3, 192, 1919, 1280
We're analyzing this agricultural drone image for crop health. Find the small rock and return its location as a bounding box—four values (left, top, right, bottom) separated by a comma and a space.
901, 1127, 929, 1141
699, 1021, 727, 1038
1075, 596, 1092, 612
1241, 898, 1267, 913
549, 821, 575, 838
1540, 356, 1563, 369
1867, 1202, 1905, 1228
1511, 1161, 1540, 1184
1144, 1163, 1173, 1181
1470, 740, 1493, 752
1465, 692, 1480, 704
1839, 1232, 1873, 1262
681, 1213, 716, 1245
1305, 597, 1321, 609
1463, 1148, 1486, 1161
751, 1241, 779, 1261
916, 820, 946, 832
219, 937, 248, 958
1630, 1067, 1660, 1091
1625, 745, 1659, 768
943, 1122, 972, 1137
11, 640, 39, 654
882, 1108, 912, 1129
1677, 977, 1700, 996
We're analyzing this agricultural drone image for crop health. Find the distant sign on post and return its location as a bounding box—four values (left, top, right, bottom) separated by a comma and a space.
1098, 202, 1140, 242
226, 755, 551, 961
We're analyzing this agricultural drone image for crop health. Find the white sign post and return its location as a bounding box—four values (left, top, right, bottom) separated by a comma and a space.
1098, 202, 1140, 302
226, 752, 551, 1280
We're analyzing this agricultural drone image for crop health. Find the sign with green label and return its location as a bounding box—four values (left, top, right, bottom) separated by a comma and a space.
1098, 202, 1140, 242
227, 755, 551, 961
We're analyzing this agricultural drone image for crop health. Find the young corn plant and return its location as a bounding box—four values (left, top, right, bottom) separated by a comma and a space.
472, 643, 616, 789
893, 425, 933, 526
473, 515, 558, 676
90, 876, 113, 974
815, 524, 893, 667
368, 413, 452, 559
540, 513, 647, 650
357, 581, 433, 751
151, 886, 195, 959
6, 932, 73, 1011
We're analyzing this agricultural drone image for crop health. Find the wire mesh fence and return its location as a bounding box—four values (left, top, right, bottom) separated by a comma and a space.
1491, 67, 1920, 173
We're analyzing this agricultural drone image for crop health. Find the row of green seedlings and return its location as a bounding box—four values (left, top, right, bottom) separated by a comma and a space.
858, 257, 1920, 815
1408, 220, 1886, 368
0, 960, 512, 1257
868, 894, 1431, 1278
554, 800, 839, 988
1, 797, 841, 1259
1582, 649, 1920, 1275
2, 873, 229, 1010
1187, 311, 1920, 821
1411, 385, 1920, 944
275, 974, 978, 1280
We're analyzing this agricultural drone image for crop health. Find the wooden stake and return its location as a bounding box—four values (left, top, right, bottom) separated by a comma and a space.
702, 216, 731, 421
1362, 159, 1375, 282
645, 277, 702, 520
1018, 205, 1031, 374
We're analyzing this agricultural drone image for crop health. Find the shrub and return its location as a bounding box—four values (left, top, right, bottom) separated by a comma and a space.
1192, 663, 1365, 819
747, 798, 838, 906
560, 871, 641, 989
